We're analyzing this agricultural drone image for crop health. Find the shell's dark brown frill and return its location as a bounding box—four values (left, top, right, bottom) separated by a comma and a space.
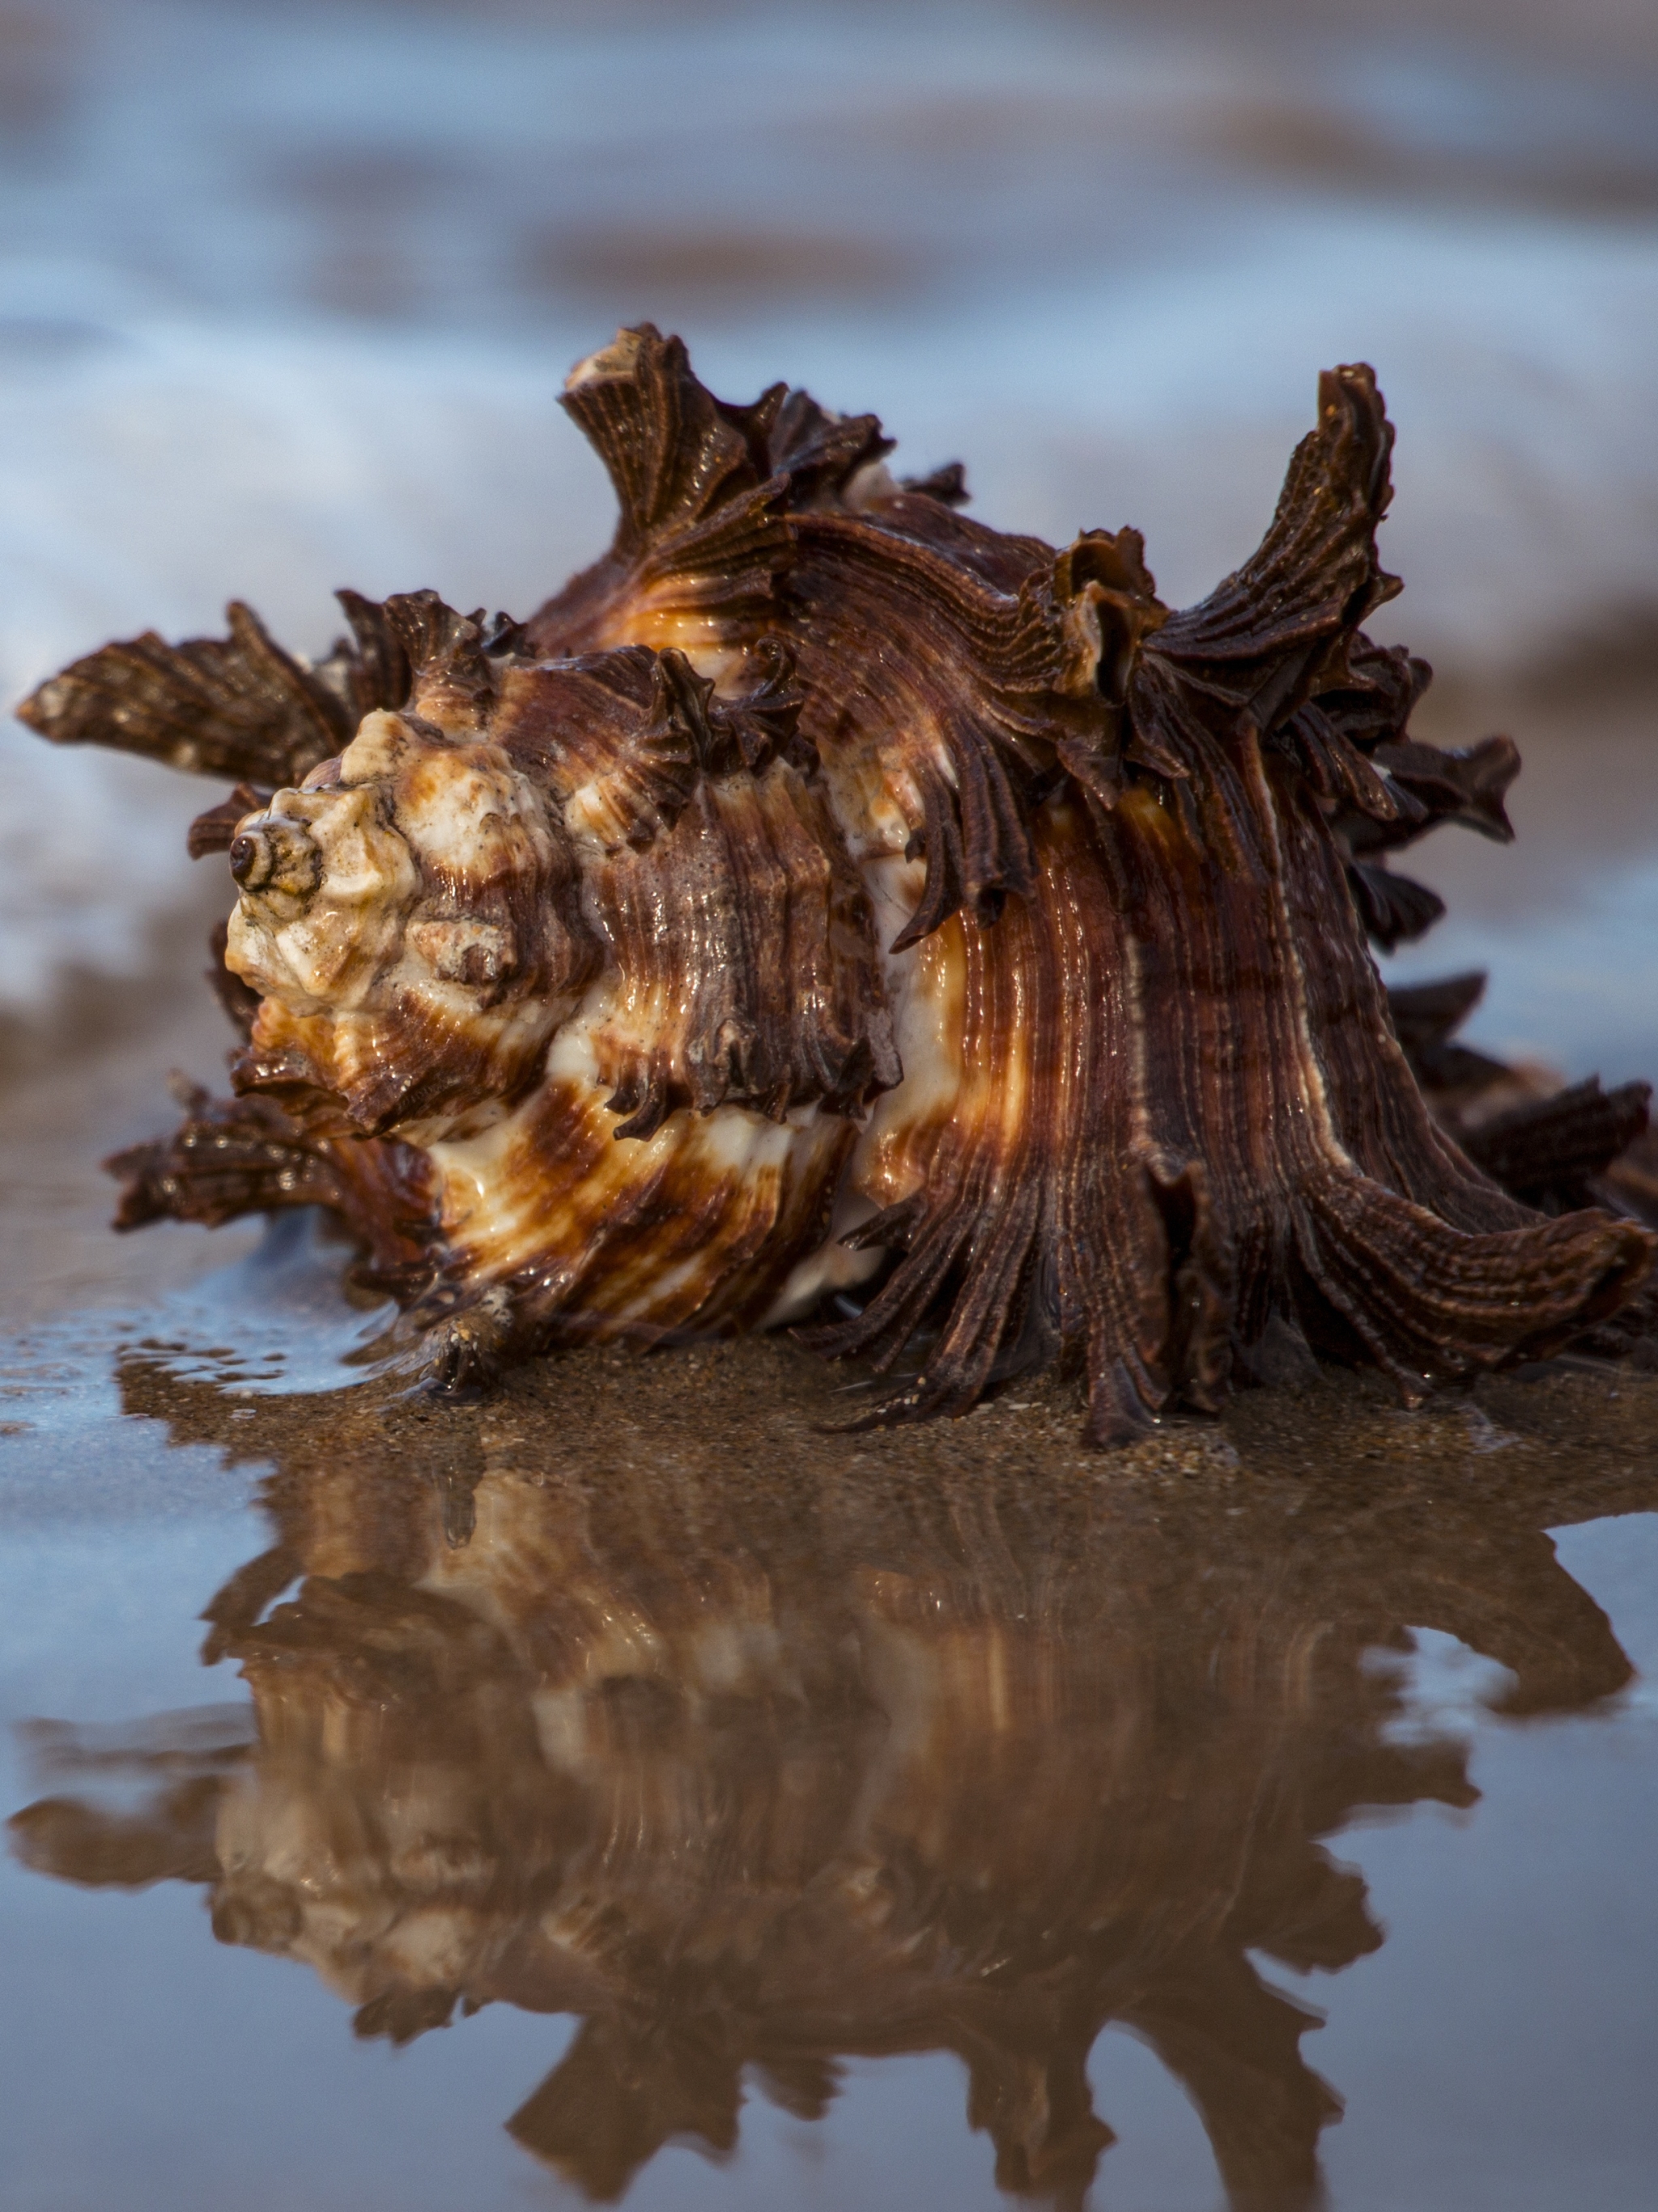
19, 322, 1656, 1438
107, 1080, 440, 1295
1392, 972, 1652, 1215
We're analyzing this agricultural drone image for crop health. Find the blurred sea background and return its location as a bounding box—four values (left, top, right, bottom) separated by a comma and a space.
3, 0, 1658, 1307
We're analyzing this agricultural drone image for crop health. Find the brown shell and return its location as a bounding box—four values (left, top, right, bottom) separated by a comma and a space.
19, 323, 1656, 1437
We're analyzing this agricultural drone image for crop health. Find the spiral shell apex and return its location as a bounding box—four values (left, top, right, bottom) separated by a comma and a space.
20, 324, 1656, 1440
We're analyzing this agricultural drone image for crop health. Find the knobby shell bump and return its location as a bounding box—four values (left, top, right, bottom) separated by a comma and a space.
19, 325, 1658, 1441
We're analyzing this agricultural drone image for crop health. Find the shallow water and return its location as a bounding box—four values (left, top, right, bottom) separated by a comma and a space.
4, 1227, 1658, 2211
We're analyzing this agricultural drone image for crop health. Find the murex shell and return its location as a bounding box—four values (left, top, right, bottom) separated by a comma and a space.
21, 325, 1658, 1440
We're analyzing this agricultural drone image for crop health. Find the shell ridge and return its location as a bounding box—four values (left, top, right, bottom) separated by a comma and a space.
17, 600, 351, 788
1130, 365, 1397, 782
787, 510, 1100, 951
542, 324, 808, 656
576, 738, 895, 1132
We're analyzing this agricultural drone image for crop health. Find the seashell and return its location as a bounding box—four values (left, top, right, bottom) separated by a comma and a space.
20, 325, 1657, 1440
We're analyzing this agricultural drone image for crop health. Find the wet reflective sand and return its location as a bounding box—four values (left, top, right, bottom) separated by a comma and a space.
4, 1238, 1658, 2210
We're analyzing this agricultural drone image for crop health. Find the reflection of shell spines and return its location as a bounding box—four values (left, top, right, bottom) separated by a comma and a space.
14, 1354, 1648, 2203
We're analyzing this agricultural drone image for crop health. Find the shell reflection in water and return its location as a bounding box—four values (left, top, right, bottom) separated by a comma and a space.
9, 1352, 1647, 2208
19, 326, 1658, 1440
